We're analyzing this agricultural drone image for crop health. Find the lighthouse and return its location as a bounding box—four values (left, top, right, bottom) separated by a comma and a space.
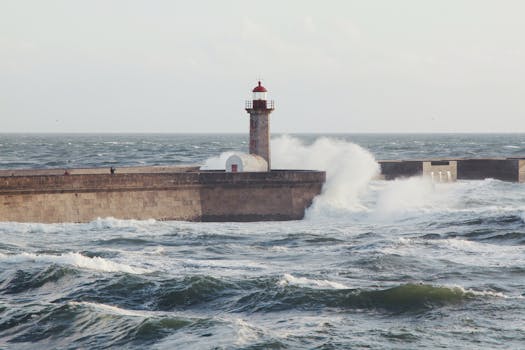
245, 81, 275, 170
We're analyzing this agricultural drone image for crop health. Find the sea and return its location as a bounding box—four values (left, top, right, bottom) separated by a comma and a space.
1, 133, 525, 349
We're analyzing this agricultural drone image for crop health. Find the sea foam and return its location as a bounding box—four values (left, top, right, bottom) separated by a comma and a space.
278, 273, 349, 290
272, 136, 380, 216
0, 252, 149, 274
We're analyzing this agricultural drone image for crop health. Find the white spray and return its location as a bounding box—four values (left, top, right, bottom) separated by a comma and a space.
201, 151, 236, 170
201, 135, 381, 216
200, 135, 475, 221
271, 135, 380, 217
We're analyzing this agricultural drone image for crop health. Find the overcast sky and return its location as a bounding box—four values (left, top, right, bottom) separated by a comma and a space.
1, 0, 524, 133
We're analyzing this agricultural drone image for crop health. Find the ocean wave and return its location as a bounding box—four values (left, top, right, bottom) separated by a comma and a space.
69, 301, 221, 335
234, 282, 486, 313
476, 231, 525, 242
0, 252, 150, 274
439, 214, 525, 228
1, 265, 78, 294
277, 273, 349, 290
95, 237, 154, 246
18, 273, 489, 315
69, 301, 153, 317
0, 301, 195, 348
0, 217, 160, 236
174, 257, 268, 272
155, 275, 241, 310
88, 217, 158, 231
428, 238, 525, 268
0, 222, 72, 234
0, 272, 510, 349
65, 273, 158, 309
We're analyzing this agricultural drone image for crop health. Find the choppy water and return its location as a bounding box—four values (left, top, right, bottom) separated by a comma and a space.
1, 133, 525, 349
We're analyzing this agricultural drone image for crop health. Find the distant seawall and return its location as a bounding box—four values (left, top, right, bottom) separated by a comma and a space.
0, 169, 325, 223
379, 158, 525, 182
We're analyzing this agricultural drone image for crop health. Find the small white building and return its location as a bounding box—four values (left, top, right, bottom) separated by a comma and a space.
225, 154, 268, 172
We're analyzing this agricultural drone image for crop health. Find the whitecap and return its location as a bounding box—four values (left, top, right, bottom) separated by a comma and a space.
456, 286, 508, 299
0, 252, 150, 274
277, 273, 349, 289
88, 217, 158, 231
231, 318, 263, 346
177, 258, 267, 271
69, 301, 150, 317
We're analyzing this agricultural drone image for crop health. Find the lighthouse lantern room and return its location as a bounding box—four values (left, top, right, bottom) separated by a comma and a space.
252, 81, 267, 100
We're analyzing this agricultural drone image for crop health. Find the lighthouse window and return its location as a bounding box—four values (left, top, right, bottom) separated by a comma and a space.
253, 92, 267, 100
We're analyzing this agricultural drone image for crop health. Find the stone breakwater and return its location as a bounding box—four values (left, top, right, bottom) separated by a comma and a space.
0, 166, 325, 223
379, 158, 525, 182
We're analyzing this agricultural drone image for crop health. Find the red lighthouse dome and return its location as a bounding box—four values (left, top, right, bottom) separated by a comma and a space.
252, 81, 267, 92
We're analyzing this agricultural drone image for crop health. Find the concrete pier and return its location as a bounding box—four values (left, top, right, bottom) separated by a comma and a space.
0, 167, 325, 223
379, 158, 525, 183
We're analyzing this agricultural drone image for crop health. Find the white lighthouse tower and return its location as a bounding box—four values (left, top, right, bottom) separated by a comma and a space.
245, 81, 275, 170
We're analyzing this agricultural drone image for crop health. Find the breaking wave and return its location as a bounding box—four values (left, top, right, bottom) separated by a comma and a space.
0, 252, 149, 274
0, 301, 195, 347
234, 281, 490, 313
0, 265, 78, 294
271, 136, 380, 216
200, 135, 525, 221
277, 273, 349, 290
201, 135, 380, 216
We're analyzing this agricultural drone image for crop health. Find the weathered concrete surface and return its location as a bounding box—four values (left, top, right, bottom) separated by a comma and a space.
198, 171, 323, 221
246, 104, 273, 170
379, 161, 422, 180
0, 169, 325, 223
379, 158, 525, 183
248, 112, 271, 169
457, 159, 520, 182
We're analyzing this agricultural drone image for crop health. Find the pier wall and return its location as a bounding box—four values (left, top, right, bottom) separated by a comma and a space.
379, 161, 422, 180
198, 171, 323, 221
0, 171, 325, 223
456, 159, 520, 182
379, 158, 525, 183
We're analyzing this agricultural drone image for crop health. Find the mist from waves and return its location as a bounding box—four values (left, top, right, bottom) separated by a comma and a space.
203, 135, 525, 222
